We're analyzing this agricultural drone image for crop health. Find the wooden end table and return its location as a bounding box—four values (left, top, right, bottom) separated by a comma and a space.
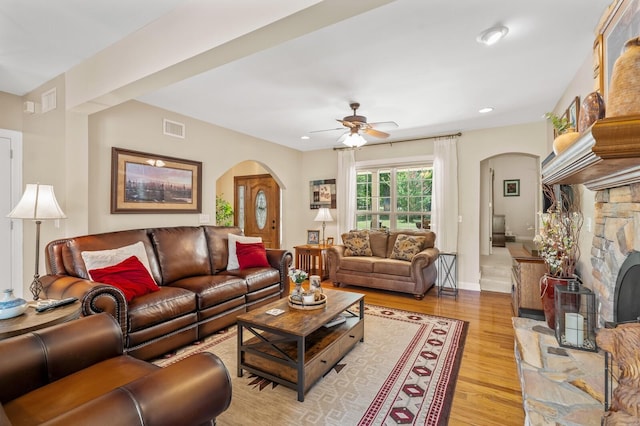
237, 288, 364, 401
0, 301, 81, 340
294, 244, 331, 279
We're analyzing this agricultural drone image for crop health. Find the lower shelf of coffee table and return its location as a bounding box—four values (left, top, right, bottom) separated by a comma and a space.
240, 317, 364, 398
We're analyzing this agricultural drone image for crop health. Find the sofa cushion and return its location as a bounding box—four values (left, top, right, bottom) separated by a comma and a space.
88, 256, 160, 302
339, 256, 377, 273
82, 241, 156, 284
203, 226, 242, 273
150, 227, 211, 284
236, 242, 270, 269
127, 287, 196, 331
227, 234, 262, 270
368, 230, 389, 258
170, 275, 246, 310
342, 231, 372, 257
373, 258, 413, 277
389, 234, 426, 261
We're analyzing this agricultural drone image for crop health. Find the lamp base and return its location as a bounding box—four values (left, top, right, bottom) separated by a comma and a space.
30, 275, 43, 301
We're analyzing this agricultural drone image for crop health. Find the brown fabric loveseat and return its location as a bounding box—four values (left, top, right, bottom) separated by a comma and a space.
41, 226, 292, 360
0, 313, 231, 426
327, 229, 439, 299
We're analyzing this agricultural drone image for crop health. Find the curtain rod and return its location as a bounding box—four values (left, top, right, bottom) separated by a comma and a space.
332, 132, 462, 151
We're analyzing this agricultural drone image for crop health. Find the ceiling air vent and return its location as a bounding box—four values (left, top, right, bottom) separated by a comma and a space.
41, 88, 57, 113
163, 119, 185, 139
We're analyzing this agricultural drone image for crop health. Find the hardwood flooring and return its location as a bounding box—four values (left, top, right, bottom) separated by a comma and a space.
330, 284, 524, 426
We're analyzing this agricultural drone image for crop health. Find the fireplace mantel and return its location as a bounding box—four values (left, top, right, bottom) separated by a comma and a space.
541, 116, 640, 190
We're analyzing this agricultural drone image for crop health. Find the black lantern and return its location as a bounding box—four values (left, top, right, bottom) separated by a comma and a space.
554, 284, 597, 351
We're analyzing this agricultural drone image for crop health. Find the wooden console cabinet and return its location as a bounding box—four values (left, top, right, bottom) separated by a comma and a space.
508, 245, 545, 320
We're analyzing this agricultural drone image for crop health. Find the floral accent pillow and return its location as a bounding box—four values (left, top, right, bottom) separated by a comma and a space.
389, 234, 425, 261
343, 231, 373, 257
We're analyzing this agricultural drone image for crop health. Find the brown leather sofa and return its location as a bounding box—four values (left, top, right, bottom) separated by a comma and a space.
41, 226, 292, 360
0, 313, 231, 426
327, 229, 439, 299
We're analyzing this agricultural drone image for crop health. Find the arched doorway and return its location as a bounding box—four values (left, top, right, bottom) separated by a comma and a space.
216, 160, 283, 248
479, 153, 540, 292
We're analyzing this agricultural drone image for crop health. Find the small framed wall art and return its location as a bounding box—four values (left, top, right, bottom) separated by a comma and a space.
503, 179, 520, 197
309, 179, 336, 209
111, 147, 202, 213
307, 230, 320, 244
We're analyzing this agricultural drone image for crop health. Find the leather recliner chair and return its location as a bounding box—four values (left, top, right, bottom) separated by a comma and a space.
0, 313, 232, 426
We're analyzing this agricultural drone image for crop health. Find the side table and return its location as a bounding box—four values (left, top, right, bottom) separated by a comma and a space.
294, 244, 331, 280
0, 301, 81, 340
437, 252, 458, 299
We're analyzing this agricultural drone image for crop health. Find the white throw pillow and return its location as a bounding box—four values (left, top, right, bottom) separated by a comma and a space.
227, 233, 262, 270
81, 241, 157, 283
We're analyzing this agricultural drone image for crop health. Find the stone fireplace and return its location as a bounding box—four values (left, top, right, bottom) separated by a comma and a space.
591, 184, 640, 326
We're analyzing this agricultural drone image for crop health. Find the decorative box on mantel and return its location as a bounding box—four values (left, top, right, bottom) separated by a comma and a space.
542, 116, 640, 190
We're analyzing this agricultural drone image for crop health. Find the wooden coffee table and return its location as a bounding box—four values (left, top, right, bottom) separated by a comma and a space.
0, 301, 81, 340
237, 288, 364, 401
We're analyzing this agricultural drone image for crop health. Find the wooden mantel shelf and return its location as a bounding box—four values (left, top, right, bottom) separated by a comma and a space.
542, 115, 640, 190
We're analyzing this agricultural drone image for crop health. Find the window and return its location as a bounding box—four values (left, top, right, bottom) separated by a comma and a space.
355, 165, 432, 230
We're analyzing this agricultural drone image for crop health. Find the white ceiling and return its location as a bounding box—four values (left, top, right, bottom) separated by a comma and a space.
1, 0, 611, 151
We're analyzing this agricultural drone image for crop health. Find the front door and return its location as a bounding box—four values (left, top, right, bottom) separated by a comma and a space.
234, 174, 280, 248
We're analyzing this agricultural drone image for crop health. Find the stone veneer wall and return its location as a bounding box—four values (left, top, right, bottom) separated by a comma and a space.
591, 183, 640, 325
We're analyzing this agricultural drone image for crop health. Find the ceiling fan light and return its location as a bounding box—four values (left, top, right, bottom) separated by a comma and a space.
342, 133, 367, 148
476, 25, 509, 46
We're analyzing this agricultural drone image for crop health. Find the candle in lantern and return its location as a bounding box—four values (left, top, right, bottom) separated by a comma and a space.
565, 312, 584, 346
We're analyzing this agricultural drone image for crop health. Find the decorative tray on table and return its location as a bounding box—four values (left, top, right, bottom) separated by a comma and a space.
288, 293, 327, 310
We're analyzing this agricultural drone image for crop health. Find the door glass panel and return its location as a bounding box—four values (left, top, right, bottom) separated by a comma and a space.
255, 190, 267, 229
238, 186, 245, 229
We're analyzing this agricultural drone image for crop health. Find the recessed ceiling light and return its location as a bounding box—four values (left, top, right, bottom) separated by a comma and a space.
479, 107, 494, 114
301, 135, 310, 140
476, 25, 509, 46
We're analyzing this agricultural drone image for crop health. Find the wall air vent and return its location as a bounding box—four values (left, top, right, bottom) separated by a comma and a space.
41, 88, 57, 113
163, 119, 185, 139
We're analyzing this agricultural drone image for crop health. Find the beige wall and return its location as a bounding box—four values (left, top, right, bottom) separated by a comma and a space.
0, 92, 22, 131
87, 100, 306, 250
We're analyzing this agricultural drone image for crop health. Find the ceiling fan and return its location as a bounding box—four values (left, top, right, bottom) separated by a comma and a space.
310, 102, 398, 147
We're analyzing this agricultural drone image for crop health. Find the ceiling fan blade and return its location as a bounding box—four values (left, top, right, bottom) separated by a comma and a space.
369, 121, 399, 130
308, 126, 345, 134
337, 118, 357, 128
363, 128, 389, 138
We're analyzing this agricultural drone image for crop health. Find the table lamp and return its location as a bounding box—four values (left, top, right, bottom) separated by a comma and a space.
7, 184, 66, 300
314, 207, 333, 245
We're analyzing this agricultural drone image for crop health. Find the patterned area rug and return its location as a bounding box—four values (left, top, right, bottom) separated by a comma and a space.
153, 305, 468, 426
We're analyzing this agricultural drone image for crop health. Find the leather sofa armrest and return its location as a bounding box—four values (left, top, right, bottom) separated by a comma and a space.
41, 353, 232, 426
41, 276, 128, 336
266, 249, 293, 296
0, 314, 123, 404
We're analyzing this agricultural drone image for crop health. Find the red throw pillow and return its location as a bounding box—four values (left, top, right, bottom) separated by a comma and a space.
89, 255, 160, 302
236, 242, 270, 269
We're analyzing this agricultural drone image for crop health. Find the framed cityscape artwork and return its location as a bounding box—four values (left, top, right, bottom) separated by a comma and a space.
111, 147, 202, 213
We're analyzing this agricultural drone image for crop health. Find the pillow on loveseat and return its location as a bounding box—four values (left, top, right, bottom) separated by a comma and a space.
343, 231, 373, 257
88, 255, 160, 302
389, 234, 425, 261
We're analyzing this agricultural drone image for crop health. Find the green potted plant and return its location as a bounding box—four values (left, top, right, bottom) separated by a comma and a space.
215, 195, 234, 226
545, 112, 580, 155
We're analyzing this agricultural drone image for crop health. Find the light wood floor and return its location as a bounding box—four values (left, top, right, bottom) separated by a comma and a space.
331, 284, 525, 426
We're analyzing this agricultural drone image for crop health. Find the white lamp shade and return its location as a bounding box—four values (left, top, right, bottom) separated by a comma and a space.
314, 207, 333, 222
342, 133, 367, 148
7, 184, 66, 220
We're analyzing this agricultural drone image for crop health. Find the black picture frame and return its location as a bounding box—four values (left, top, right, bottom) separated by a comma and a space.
309, 179, 336, 209
504, 179, 520, 197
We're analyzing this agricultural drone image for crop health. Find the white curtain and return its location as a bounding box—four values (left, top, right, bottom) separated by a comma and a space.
432, 138, 459, 253
337, 149, 356, 237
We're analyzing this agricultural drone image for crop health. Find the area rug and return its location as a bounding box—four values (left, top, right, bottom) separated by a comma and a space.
153, 305, 468, 426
